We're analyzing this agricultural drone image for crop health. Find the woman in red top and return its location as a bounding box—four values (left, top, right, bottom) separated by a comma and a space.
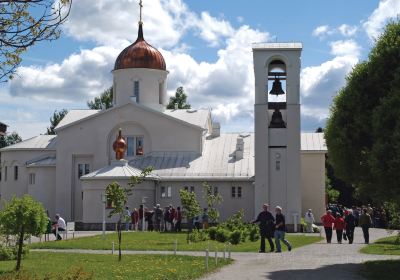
321, 210, 335, 243
334, 213, 346, 244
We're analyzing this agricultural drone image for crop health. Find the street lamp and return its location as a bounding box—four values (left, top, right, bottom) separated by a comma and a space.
141, 196, 148, 232
101, 193, 106, 239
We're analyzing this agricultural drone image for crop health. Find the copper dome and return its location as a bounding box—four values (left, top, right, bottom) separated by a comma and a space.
114, 23, 166, 71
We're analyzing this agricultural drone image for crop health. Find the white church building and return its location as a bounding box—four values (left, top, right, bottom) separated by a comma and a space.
0, 15, 327, 230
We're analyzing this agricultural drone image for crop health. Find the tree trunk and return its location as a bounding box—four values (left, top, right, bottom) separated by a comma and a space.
117, 219, 122, 261
15, 227, 24, 271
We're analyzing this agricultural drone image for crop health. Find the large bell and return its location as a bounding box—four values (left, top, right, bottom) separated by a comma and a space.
269, 78, 285, 96
269, 108, 286, 128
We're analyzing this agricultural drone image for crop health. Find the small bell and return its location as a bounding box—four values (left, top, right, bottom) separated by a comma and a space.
269, 78, 285, 96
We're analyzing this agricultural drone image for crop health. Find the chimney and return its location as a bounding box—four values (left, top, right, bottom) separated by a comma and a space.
174, 103, 178, 110
236, 137, 244, 160
211, 122, 220, 138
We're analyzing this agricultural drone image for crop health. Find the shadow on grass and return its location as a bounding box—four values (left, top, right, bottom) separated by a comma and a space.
265, 263, 364, 280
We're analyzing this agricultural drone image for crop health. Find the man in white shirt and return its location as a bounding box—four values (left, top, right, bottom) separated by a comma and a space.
304, 209, 315, 233
52, 214, 66, 240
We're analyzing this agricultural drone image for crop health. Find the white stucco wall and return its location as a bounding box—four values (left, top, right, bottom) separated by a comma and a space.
301, 153, 326, 222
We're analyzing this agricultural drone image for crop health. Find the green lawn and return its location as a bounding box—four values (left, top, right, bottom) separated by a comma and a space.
362, 259, 400, 280
0, 252, 231, 280
30, 231, 322, 252
360, 236, 400, 255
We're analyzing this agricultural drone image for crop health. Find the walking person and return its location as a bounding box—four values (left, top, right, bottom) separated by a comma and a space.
304, 209, 315, 233
174, 206, 182, 232
333, 213, 345, 244
131, 208, 139, 231
274, 206, 292, 253
252, 204, 275, 253
154, 204, 163, 232
344, 209, 356, 244
321, 210, 335, 243
359, 208, 373, 244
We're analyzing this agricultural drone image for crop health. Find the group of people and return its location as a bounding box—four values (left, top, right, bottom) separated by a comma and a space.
321, 207, 373, 244
124, 204, 183, 232
252, 204, 292, 253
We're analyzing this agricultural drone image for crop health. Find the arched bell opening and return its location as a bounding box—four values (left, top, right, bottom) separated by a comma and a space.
267, 59, 287, 128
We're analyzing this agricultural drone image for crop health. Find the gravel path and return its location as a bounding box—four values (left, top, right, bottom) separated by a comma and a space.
201, 228, 399, 280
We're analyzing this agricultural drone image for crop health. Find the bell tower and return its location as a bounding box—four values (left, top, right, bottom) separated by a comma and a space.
253, 43, 302, 230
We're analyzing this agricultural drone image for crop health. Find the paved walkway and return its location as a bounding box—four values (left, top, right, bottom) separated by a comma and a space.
31, 228, 399, 280
202, 228, 399, 280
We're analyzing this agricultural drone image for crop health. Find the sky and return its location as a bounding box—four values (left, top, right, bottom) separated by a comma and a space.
1, 0, 399, 140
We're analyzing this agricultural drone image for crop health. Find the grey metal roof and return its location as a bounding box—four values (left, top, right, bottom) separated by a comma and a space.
129, 133, 255, 180
163, 109, 210, 129
301, 133, 327, 152
0, 135, 57, 151
26, 156, 56, 167
81, 159, 159, 180
56, 109, 100, 130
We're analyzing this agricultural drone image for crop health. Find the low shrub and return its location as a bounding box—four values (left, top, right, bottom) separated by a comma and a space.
215, 228, 229, 243
229, 230, 242, 245
0, 245, 15, 261
249, 225, 259, 242
188, 230, 209, 243
209, 227, 217, 240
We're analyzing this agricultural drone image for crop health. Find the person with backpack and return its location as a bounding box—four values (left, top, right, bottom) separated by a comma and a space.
252, 204, 275, 253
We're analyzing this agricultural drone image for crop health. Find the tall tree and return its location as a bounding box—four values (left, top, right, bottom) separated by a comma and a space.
0, 132, 22, 149
0, 195, 47, 271
46, 109, 68, 135
0, 0, 72, 82
167, 87, 191, 109
325, 21, 400, 204
106, 167, 153, 261
87, 87, 113, 110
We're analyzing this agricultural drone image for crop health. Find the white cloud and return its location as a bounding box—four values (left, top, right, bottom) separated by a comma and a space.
312, 25, 331, 37
338, 24, 358, 37
9, 46, 119, 102
329, 40, 361, 57
363, 0, 400, 40
195, 12, 234, 47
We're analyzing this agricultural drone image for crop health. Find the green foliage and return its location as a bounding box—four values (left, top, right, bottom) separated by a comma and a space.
202, 182, 223, 223
87, 87, 113, 110
248, 225, 259, 242
0, 132, 22, 149
215, 228, 229, 243
229, 230, 242, 245
383, 202, 400, 230
0, 245, 15, 261
326, 185, 340, 203
221, 209, 246, 231
187, 230, 209, 243
179, 189, 201, 221
166, 87, 191, 109
0, 0, 72, 82
208, 227, 217, 240
325, 20, 400, 204
46, 109, 68, 135
0, 195, 46, 270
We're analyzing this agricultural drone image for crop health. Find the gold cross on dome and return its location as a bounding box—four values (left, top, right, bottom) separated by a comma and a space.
139, 0, 143, 23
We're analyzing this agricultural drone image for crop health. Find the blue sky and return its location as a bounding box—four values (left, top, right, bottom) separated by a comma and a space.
1, 0, 399, 139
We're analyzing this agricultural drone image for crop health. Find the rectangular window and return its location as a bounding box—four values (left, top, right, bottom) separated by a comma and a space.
126, 137, 134, 156
184, 186, 189, 191
4, 166, 7, 181
161, 186, 166, 198
14, 166, 18, 181
238, 186, 242, 198
167, 186, 172, 198
276, 161, 280, 171
133, 81, 140, 102
84, 164, 90, 175
78, 164, 84, 178
190, 186, 195, 193
136, 137, 144, 155
29, 173, 36, 185
213, 186, 219, 196
231, 186, 236, 198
